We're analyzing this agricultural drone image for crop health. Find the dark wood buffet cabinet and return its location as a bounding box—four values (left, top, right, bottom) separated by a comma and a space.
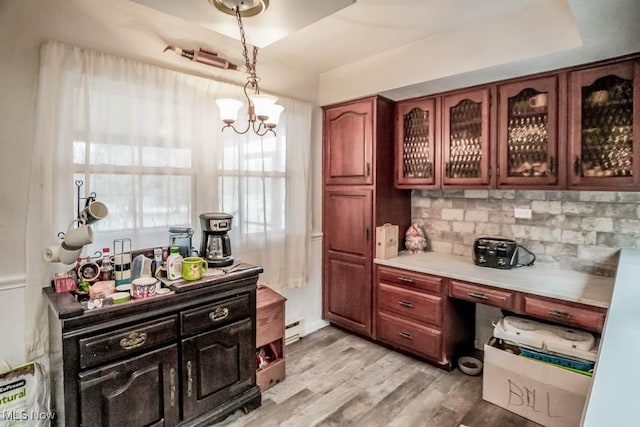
44, 266, 263, 427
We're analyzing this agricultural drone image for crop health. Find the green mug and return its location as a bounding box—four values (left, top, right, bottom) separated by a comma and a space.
182, 257, 208, 281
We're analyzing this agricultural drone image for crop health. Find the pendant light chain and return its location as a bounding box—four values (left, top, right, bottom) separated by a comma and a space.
213, 3, 283, 136
235, 6, 259, 90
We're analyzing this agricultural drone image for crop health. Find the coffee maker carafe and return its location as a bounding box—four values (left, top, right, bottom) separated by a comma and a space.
199, 212, 233, 267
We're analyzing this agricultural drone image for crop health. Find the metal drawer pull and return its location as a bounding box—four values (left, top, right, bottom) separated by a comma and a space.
399, 331, 413, 340
119, 331, 147, 350
170, 367, 176, 407
549, 310, 571, 319
187, 361, 193, 397
468, 291, 489, 300
399, 300, 414, 308
397, 276, 415, 284
209, 307, 230, 322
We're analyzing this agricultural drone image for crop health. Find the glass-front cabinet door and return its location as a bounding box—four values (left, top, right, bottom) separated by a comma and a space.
497, 76, 559, 187
395, 97, 438, 188
569, 61, 640, 189
442, 88, 491, 186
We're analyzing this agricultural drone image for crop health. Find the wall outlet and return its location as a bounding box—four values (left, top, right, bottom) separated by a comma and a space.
514, 208, 532, 219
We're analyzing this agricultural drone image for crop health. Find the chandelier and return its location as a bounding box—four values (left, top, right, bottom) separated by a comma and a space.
211, 0, 284, 136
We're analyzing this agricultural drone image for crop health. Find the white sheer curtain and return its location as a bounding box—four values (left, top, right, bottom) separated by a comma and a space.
26, 41, 312, 360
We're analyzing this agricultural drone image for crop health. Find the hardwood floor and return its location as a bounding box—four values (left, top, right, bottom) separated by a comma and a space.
216, 326, 542, 427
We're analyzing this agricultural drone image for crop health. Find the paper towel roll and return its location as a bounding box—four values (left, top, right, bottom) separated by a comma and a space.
44, 245, 61, 263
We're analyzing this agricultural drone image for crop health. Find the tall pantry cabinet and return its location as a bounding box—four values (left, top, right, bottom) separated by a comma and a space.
322, 96, 411, 338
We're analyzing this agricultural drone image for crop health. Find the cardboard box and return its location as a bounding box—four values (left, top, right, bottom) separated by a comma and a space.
483, 338, 592, 427
375, 224, 399, 260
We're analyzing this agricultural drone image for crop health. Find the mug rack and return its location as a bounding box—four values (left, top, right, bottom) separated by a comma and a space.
75, 179, 97, 223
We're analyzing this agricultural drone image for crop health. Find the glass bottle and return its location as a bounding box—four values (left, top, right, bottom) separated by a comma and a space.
100, 247, 113, 281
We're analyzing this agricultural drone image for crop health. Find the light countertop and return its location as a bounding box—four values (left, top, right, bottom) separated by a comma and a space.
375, 252, 614, 308
581, 248, 640, 426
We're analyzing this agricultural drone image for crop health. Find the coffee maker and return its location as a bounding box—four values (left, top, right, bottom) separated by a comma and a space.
199, 212, 233, 267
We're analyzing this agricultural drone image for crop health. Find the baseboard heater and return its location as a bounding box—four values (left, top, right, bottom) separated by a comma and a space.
285, 317, 304, 345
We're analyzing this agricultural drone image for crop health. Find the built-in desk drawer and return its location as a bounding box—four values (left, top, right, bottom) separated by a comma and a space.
377, 311, 442, 361
79, 316, 178, 369
378, 266, 444, 295
449, 280, 516, 311
522, 295, 606, 333
181, 293, 251, 336
378, 282, 442, 327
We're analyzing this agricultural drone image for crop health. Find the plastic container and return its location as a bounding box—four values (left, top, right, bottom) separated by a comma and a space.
166, 246, 183, 280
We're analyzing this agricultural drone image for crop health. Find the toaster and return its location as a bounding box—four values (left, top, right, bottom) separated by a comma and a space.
473, 237, 518, 269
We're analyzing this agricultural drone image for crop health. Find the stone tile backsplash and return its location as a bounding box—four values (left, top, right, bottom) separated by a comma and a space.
412, 189, 640, 277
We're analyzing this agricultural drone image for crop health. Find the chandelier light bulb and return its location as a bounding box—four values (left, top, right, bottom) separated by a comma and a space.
249, 94, 278, 120
216, 98, 243, 124
265, 104, 284, 127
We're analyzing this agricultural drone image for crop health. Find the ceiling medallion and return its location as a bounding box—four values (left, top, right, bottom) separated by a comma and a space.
208, 0, 269, 18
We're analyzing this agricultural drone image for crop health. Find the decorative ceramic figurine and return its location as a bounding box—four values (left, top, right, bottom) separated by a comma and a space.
405, 224, 427, 253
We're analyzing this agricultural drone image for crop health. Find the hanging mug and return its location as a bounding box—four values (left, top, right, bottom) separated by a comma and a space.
63, 219, 94, 248
79, 201, 109, 225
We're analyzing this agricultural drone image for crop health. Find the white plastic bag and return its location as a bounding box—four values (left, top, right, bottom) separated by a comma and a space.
0, 362, 52, 426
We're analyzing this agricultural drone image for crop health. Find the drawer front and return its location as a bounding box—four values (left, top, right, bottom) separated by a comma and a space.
79, 316, 178, 369
449, 280, 516, 310
378, 283, 442, 327
378, 266, 444, 294
522, 295, 606, 333
377, 311, 442, 361
181, 294, 250, 336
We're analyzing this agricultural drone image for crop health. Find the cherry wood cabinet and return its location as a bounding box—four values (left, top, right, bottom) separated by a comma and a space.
391, 53, 640, 191
45, 267, 263, 427
322, 96, 410, 338
375, 265, 472, 369
442, 88, 492, 186
497, 75, 563, 187
323, 100, 374, 186
568, 60, 640, 189
395, 97, 440, 188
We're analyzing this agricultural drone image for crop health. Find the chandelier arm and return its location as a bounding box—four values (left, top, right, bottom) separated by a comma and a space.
221, 121, 252, 135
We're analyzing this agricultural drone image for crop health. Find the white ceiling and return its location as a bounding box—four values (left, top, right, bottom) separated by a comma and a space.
8, 0, 638, 105
127, 0, 640, 104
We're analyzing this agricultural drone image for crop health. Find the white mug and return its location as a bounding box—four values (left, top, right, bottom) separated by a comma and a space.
64, 221, 94, 248
59, 242, 82, 265
79, 201, 109, 225
43, 245, 61, 263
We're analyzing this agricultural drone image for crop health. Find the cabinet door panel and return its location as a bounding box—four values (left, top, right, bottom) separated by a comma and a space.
395, 98, 438, 188
324, 253, 372, 336
182, 318, 254, 420
569, 61, 640, 189
78, 345, 179, 427
324, 188, 372, 257
498, 76, 559, 186
324, 100, 373, 185
443, 88, 491, 186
